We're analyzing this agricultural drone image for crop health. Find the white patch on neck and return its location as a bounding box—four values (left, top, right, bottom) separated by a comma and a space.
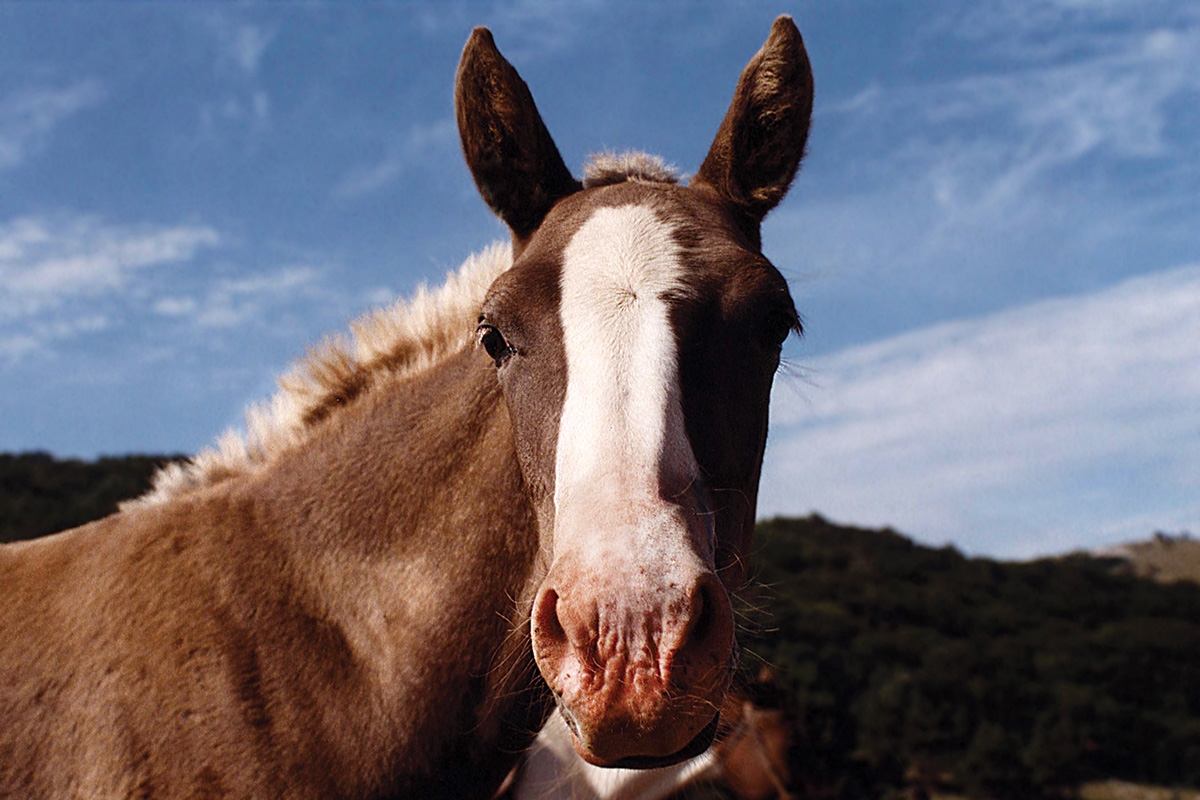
555, 204, 698, 519
513, 709, 718, 799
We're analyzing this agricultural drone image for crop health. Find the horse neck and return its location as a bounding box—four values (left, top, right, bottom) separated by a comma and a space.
257, 342, 544, 623
238, 345, 547, 791
261, 343, 537, 560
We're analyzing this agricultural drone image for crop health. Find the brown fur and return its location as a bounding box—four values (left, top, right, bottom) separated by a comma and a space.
128, 152, 680, 513
2, 344, 546, 799
0, 16, 813, 798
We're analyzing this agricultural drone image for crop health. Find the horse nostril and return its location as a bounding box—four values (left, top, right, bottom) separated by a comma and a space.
689, 581, 714, 643
533, 587, 565, 645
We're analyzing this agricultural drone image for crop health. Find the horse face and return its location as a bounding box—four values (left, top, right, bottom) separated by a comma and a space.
458, 18, 812, 767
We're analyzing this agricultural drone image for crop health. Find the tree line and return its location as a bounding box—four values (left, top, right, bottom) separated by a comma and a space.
0, 451, 180, 544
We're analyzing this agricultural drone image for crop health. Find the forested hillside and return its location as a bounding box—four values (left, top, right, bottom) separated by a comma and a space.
744, 516, 1200, 799
2, 453, 1198, 799
0, 451, 180, 544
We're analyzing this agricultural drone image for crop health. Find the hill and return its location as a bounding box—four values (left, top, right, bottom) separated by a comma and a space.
744, 516, 1200, 799
2, 453, 1198, 799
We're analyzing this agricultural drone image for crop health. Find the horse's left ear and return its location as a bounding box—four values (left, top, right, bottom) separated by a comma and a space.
456, 27, 582, 242
691, 16, 814, 241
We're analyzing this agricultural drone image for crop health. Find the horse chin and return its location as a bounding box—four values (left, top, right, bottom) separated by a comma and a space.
565, 712, 722, 770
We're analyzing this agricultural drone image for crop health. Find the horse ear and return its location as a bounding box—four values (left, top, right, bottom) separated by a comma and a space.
456, 27, 581, 241
691, 16, 814, 237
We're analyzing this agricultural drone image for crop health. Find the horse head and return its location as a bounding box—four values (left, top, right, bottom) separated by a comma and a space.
456, 17, 812, 768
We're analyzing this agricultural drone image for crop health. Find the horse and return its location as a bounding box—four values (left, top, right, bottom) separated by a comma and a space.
0, 16, 812, 800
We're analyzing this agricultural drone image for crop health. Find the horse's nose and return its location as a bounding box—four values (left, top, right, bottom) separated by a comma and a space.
532, 573, 725, 677
530, 569, 735, 764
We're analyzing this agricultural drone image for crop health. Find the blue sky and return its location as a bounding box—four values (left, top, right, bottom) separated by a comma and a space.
2, 2, 1197, 558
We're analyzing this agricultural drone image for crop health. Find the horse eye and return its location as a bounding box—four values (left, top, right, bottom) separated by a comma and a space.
477, 324, 513, 366
761, 311, 797, 350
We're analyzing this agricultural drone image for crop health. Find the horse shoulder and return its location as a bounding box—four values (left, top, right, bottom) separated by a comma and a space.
0, 494, 293, 798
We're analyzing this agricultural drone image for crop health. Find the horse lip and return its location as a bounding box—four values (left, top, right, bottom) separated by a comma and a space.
602, 713, 721, 770
554, 695, 581, 737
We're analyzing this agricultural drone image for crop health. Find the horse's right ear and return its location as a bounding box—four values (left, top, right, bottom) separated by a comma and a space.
456, 28, 581, 241
691, 16, 814, 243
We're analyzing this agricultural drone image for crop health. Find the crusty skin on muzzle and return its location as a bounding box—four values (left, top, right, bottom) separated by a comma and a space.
0, 16, 811, 798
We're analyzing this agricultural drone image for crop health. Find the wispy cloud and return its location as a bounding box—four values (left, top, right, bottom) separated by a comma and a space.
0, 80, 105, 171
207, 15, 276, 78
194, 13, 277, 142
767, 3, 1200, 352
153, 266, 323, 330
0, 213, 355, 371
761, 263, 1200, 559
333, 119, 457, 199
411, 0, 598, 61
0, 215, 220, 322
911, 18, 1200, 200
198, 90, 271, 140
0, 215, 220, 364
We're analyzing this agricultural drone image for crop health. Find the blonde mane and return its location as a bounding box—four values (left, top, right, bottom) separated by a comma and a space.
126, 151, 677, 510
125, 242, 513, 509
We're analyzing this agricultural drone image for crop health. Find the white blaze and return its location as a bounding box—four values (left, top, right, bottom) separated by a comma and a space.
555, 204, 699, 530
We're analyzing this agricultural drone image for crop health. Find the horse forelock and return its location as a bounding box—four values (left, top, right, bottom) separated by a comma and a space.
124, 242, 514, 510
581, 151, 680, 189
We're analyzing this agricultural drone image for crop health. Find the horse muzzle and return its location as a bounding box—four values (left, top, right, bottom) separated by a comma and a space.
531, 565, 736, 766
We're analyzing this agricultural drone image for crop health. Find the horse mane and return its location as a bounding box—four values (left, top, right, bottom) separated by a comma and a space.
126, 152, 676, 510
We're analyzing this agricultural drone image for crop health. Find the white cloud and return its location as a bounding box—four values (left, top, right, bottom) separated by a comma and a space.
197, 90, 271, 141
0, 212, 352, 370
192, 14, 276, 143
934, 7, 1200, 213
761, 3, 1200, 551
0, 216, 220, 321
411, 1, 597, 60
0, 80, 105, 171
0, 215, 220, 363
760, 264, 1200, 559
927, 24, 1200, 168
0, 334, 38, 364
152, 296, 199, 317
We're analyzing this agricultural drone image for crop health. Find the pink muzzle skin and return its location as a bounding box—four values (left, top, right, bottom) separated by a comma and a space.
531, 564, 737, 767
